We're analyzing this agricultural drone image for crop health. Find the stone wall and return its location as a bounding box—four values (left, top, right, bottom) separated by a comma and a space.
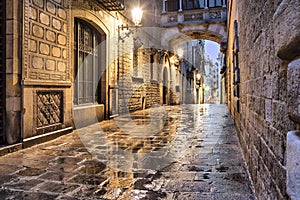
4, 0, 23, 144
118, 37, 161, 113
227, 0, 300, 199
22, 0, 72, 139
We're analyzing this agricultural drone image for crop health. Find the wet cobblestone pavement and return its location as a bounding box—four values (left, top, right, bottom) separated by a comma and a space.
0, 104, 256, 199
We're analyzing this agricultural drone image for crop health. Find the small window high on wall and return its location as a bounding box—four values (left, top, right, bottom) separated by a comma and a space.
183, 0, 205, 10
74, 19, 105, 105
208, 0, 222, 7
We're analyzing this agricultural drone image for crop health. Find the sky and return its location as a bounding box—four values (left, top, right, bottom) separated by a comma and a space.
204, 40, 220, 62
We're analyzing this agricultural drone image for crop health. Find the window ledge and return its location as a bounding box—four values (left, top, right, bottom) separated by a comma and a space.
150, 79, 158, 83
132, 77, 144, 83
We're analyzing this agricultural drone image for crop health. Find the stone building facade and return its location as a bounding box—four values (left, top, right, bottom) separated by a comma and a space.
226, 0, 300, 199
0, 0, 181, 147
2, 0, 299, 199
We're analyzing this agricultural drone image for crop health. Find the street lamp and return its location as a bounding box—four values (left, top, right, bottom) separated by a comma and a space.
118, 7, 143, 30
132, 7, 143, 26
118, 7, 143, 41
117, 6, 143, 78
177, 48, 184, 59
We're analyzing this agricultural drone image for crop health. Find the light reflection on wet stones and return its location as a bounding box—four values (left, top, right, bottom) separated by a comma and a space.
70, 174, 106, 185
0, 104, 255, 199
16, 167, 45, 176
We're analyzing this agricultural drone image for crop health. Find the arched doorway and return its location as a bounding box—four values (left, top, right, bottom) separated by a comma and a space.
73, 18, 107, 128
74, 18, 106, 106
163, 67, 168, 104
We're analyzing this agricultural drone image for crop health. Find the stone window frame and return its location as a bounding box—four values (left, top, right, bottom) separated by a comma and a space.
73, 19, 104, 105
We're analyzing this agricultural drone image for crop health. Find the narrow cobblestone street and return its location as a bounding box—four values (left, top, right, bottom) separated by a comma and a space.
0, 104, 255, 200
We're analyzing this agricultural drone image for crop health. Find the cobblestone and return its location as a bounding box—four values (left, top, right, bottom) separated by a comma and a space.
0, 104, 255, 199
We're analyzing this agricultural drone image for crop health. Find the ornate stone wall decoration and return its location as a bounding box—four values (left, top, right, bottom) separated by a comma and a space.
168, 15, 178, 23
184, 13, 203, 21
23, 0, 70, 82
36, 91, 64, 127
209, 11, 221, 19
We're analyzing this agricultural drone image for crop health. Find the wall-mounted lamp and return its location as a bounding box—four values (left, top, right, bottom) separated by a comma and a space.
118, 7, 143, 42
132, 7, 143, 26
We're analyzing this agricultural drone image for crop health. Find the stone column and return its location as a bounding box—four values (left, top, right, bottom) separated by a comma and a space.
222, 0, 226, 7
179, 0, 183, 12
162, 0, 166, 13
204, 0, 208, 9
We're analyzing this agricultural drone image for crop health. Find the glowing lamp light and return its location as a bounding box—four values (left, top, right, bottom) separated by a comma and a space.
132, 7, 143, 26
177, 48, 183, 58
196, 73, 201, 80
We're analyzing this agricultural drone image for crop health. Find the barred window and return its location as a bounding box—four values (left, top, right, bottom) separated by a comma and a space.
74, 19, 105, 105
208, 0, 222, 7
183, 0, 203, 10
166, 0, 179, 12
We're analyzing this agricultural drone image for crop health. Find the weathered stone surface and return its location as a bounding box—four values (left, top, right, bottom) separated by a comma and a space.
228, 0, 299, 199
273, 0, 300, 61
29, 7, 37, 20
287, 131, 300, 200
39, 12, 50, 26
29, 39, 37, 52
39, 43, 50, 55
33, 0, 44, 8
58, 8, 67, 19
0, 105, 255, 199
46, 29, 56, 42
32, 56, 44, 69
46, 2, 56, 14
57, 34, 66, 45
62, 49, 67, 59
52, 18, 61, 30
287, 59, 300, 124
52, 46, 61, 57
53, 0, 62, 4
46, 59, 55, 71
57, 61, 66, 72
32, 24, 44, 38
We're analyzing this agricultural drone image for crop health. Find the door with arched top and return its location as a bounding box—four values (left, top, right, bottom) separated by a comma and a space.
163, 67, 168, 104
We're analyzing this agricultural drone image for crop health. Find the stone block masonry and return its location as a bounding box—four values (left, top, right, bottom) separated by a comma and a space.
118, 35, 161, 114
227, 0, 300, 199
21, 0, 72, 140
24, 0, 70, 81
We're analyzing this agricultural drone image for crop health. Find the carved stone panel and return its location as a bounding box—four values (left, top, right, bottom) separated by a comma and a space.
36, 90, 64, 128
23, 0, 70, 82
209, 11, 221, 19
168, 15, 178, 23
184, 13, 203, 21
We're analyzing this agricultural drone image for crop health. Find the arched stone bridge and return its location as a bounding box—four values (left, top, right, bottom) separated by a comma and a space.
160, 1, 227, 51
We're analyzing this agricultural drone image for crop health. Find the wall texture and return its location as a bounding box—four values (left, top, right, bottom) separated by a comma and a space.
22, 0, 72, 139
227, 0, 300, 199
5, 0, 23, 144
